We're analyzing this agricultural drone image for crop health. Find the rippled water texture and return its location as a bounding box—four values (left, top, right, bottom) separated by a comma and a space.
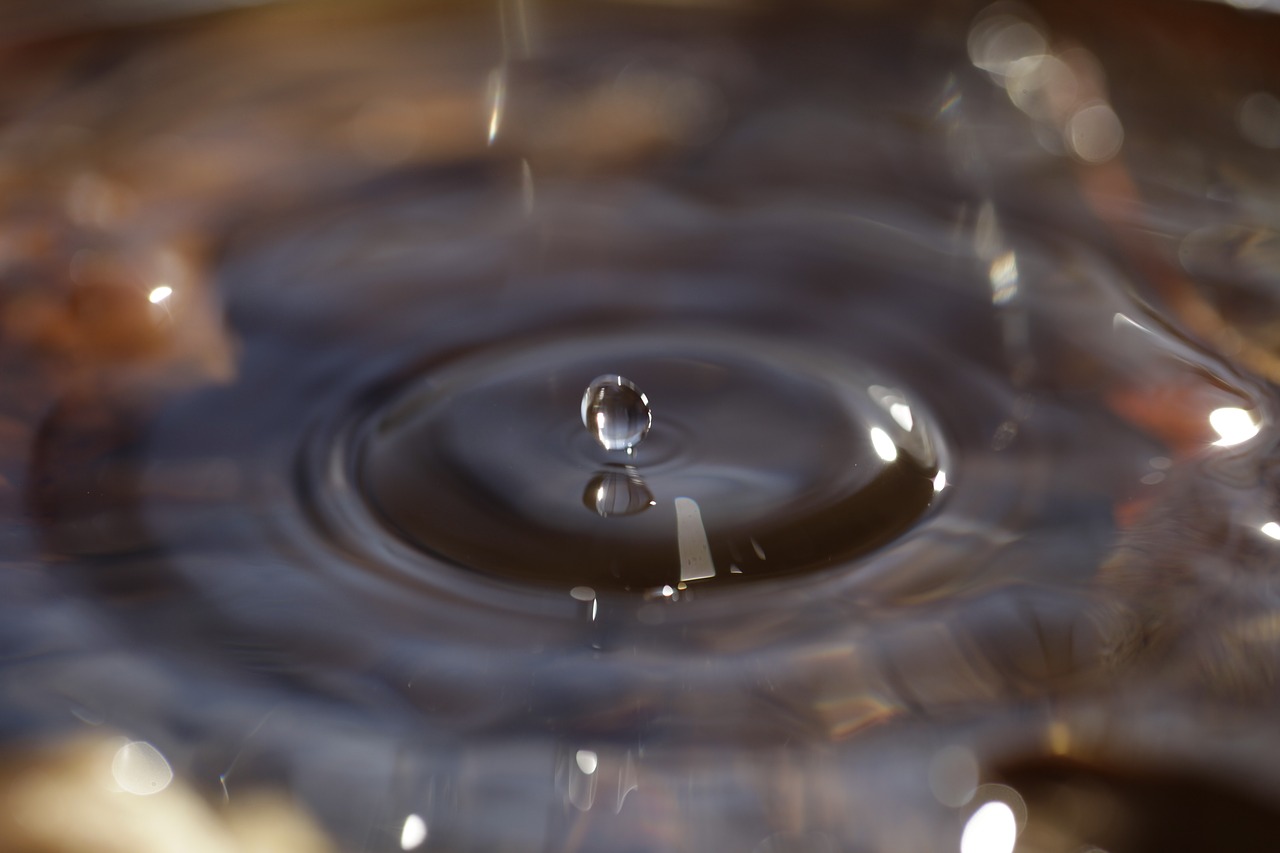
2, 0, 1280, 850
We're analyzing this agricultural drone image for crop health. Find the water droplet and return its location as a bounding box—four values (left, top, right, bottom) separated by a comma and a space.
581, 375, 651, 451
583, 468, 654, 517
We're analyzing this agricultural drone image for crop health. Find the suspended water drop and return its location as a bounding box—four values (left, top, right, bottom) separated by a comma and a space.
583, 468, 655, 517
581, 375, 652, 451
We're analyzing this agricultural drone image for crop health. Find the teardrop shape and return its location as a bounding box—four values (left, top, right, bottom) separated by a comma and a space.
580, 375, 652, 451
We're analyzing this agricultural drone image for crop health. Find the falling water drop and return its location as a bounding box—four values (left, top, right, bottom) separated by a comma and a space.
581, 375, 652, 451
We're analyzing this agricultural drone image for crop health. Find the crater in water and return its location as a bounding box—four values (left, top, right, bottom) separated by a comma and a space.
352, 331, 942, 591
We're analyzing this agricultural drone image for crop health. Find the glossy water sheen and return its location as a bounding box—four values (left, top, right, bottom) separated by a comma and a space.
583, 466, 653, 517
2, 0, 1280, 851
355, 332, 940, 590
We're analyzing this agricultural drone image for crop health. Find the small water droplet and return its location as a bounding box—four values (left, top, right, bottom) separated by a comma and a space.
583, 468, 654, 517
581, 375, 651, 451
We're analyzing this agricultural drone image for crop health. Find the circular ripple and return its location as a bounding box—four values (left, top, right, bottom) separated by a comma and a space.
355, 330, 944, 591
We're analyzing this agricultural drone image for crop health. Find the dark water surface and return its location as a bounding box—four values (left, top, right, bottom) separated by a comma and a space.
2, 0, 1280, 850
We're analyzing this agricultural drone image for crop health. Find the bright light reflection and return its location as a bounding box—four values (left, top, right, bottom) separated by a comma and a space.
400, 814, 428, 850
1262, 522, 1280, 541
111, 740, 173, 796
1210, 407, 1260, 447
148, 285, 173, 304
988, 251, 1018, 304
933, 471, 949, 492
1113, 312, 1142, 333
487, 68, 506, 145
889, 402, 914, 431
960, 802, 1017, 853
1066, 102, 1124, 164
575, 749, 598, 775
870, 427, 898, 463
968, 16, 1047, 79
675, 497, 716, 582
1005, 54, 1077, 122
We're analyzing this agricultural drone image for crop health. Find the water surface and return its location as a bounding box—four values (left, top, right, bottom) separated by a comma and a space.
2, 0, 1280, 850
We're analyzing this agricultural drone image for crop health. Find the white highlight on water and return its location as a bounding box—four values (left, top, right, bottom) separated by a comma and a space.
675, 497, 716, 582
960, 801, 1017, 853
575, 749, 598, 775
870, 427, 899, 463
400, 814, 428, 850
1210, 407, 1260, 447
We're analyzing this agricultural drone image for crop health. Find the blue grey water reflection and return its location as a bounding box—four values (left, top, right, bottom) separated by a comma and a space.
0, 0, 1279, 851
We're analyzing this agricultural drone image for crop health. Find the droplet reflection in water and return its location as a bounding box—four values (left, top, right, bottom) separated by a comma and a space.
583, 467, 654, 517
581, 374, 652, 452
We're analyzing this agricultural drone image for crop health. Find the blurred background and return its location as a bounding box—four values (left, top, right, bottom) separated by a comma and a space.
0, 0, 1279, 851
